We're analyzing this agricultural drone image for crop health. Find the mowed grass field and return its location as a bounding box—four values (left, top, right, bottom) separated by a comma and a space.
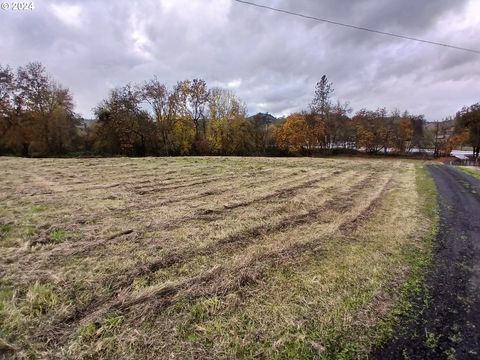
0, 157, 436, 359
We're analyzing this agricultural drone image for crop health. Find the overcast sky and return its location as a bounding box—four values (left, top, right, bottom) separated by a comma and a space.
1, 0, 479, 120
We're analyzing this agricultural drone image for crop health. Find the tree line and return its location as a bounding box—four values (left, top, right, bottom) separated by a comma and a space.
1, 63, 479, 158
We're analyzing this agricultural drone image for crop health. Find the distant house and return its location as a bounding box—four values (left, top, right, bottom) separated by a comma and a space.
451, 150, 471, 160
450, 151, 479, 166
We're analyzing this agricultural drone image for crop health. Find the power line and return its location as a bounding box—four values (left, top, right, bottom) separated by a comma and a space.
234, 0, 480, 55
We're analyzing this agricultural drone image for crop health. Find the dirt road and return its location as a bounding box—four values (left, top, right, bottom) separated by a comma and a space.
375, 165, 480, 359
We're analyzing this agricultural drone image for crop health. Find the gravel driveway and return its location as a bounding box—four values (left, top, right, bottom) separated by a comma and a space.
375, 165, 480, 359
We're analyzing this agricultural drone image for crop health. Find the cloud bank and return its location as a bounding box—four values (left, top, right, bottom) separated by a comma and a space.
1, 0, 479, 120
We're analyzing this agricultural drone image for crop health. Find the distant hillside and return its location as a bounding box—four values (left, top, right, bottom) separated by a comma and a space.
247, 112, 277, 125
425, 119, 455, 133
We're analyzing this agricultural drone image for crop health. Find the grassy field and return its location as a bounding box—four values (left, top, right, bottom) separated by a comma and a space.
0, 157, 436, 359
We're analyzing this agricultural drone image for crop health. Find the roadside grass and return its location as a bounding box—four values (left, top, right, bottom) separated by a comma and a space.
202, 164, 438, 359
0, 157, 436, 359
368, 165, 439, 355
458, 166, 480, 181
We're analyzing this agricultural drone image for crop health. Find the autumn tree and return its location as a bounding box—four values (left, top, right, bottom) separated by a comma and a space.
142, 78, 178, 155
94, 84, 154, 156
275, 113, 316, 154
4, 61, 467, 159
421, 118, 452, 157
207, 88, 249, 155
228, 117, 255, 155
377, 108, 393, 154
304, 112, 326, 150
173, 79, 210, 153
16, 62, 54, 155
0, 65, 15, 154
329, 101, 353, 149
0, 62, 78, 156
250, 113, 274, 154
393, 116, 414, 153
46, 85, 79, 154
409, 114, 426, 151
446, 131, 470, 156
171, 116, 196, 155
456, 103, 480, 158
352, 109, 388, 153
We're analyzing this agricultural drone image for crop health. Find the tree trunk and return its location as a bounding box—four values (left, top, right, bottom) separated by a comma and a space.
22, 142, 30, 157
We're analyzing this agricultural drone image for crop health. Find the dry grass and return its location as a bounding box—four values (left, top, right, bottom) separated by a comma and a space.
0, 156, 434, 359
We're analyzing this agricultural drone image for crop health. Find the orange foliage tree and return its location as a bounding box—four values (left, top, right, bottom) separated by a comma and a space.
275, 113, 318, 154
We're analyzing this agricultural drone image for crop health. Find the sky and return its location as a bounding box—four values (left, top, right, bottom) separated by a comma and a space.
1, 0, 479, 120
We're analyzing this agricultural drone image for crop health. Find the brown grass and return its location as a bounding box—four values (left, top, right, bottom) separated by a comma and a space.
0, 156, 433, 359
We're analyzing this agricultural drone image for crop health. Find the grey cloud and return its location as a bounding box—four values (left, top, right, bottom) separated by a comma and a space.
0, 0, 479, 121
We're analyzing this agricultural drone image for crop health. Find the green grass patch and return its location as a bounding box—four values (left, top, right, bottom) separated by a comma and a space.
23, 226, 38, 237
0, 223, 13, 237
0, 223, 17, 247
0, 288, 20, 345
458, 166, 480, 181
70, 314, 126, 356
77, 321, 100, 341
0, 282, 59, 347
371, 165, 438, 351
31, 204, 48, 213
50, 229, 67, 243
22, 282, 59, 317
